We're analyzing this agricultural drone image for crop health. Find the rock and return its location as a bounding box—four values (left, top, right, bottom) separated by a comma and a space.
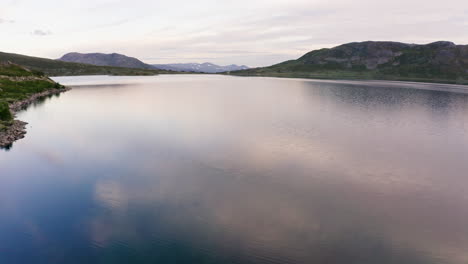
0, 120, 27, 148
0, 87, 71, 148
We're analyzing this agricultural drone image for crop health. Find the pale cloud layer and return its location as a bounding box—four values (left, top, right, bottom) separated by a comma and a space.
32, 29, 52, 36
1, 0, 467, 66
0, 18, 14, 23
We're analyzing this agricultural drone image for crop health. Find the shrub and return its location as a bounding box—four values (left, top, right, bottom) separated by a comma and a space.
0, 101, 12, 121
54, 82, 65, 89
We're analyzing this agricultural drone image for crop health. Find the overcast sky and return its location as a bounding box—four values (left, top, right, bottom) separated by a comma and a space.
1, 0, 467, 67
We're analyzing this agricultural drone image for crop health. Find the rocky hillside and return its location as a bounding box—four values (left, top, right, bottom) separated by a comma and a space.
153, 63, 249, 73
59, 52, 154, 69
231, 41, 468, 84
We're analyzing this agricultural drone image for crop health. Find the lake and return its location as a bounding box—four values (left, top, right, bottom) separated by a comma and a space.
1, 75, 468, 264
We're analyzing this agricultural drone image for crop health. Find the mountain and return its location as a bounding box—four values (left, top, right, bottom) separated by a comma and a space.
0, 51, 169, 76
230, 41, 468, 84
58, 52, 249, 73
57, 52, 249, 73
153, 63, 249, 73
59, 52, 154, 69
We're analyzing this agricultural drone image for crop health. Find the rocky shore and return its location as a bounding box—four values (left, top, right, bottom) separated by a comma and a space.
0, 120, 27, 148
0, 87, 71, 148
8, 87, 71, 112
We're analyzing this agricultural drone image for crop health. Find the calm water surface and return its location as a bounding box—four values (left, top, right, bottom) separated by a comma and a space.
1, 75, 468, 264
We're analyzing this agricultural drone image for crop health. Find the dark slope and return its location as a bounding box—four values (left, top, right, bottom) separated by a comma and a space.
0, 51, 167, 76
59, 52, 154, 69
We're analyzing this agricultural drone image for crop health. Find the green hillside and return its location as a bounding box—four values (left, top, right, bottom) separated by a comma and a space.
0, 62, 66, 131
0, 51, 172, 76
230, 41, 468, 84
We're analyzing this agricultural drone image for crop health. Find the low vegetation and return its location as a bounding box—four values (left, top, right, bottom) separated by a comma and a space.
0, 62, 66, 131
0, 101, 12, 131
0, 78, 64, 103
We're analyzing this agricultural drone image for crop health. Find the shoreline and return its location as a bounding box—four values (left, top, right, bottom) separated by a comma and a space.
224, 74, 468, 93
0, 87, 71, 149
225, 72, 468, 86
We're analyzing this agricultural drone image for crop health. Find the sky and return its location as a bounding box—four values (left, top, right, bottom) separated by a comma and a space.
1, 0, 468, 67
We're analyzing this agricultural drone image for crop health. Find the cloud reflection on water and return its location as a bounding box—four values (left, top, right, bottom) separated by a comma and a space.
2, 75, 468, 264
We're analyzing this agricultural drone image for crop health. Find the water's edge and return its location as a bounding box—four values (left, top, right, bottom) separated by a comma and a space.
0, 87, 71, 148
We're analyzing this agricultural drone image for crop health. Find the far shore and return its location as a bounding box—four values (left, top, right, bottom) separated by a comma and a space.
221, 73, 468, 93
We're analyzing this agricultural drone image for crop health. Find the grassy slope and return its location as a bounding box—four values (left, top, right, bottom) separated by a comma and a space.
229, 43, 468, 85
0, 51, 174, 76
0, 63, 66, 131
0, 101, 12, 128
230, 67, 468, 84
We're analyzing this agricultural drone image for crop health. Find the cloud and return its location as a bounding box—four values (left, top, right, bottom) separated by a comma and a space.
32, 29, 52, 36
3, 0, 468, 66
0, 18, 14, 24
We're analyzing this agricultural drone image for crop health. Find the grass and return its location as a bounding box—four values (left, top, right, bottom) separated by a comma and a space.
0, 101, 12, 121
0, 101, 13, 132
0, 79, 65, 103
0, 63, 44, 77
0, 63, 67, 132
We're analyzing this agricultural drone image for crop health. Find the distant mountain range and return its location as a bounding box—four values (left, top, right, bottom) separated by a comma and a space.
2, 41, 467, 84
152, 63, 249, 73
58, 52, 249, 73
230, 41, 468, 84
